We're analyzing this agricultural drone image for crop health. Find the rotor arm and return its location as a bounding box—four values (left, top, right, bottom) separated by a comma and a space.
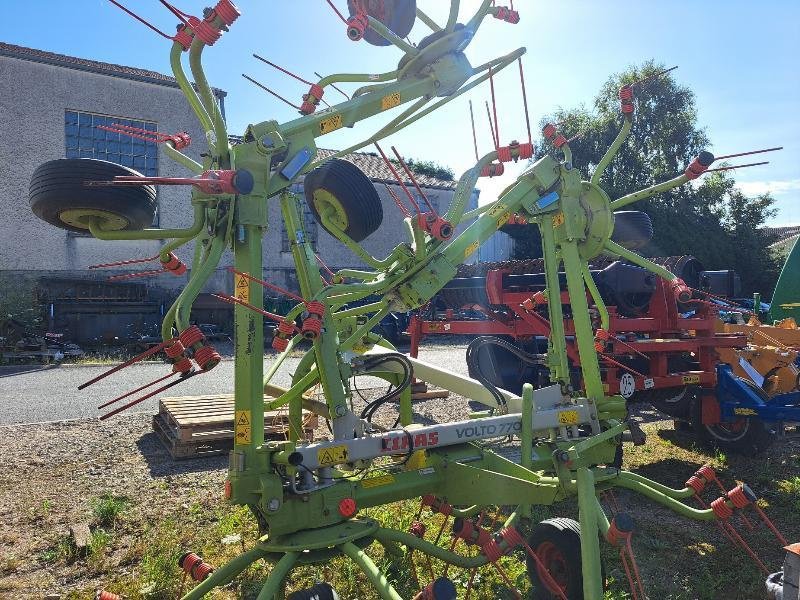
591, 115, 633, 186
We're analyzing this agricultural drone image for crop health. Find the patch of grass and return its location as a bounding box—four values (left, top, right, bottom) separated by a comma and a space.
777, 475, 800, 510
91, 494, 129, 527
39, 535, 78, 564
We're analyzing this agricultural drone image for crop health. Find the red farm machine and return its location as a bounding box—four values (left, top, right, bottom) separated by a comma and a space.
410, 247, 800, 455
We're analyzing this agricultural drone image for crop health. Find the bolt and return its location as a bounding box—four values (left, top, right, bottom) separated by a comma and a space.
334, 405, 346, 417
564, 162, 573, 170
267, 497, 281, 512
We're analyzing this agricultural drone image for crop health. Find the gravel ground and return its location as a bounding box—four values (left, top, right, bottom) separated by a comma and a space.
0, 342, 477, 597
0, 343, 469, 425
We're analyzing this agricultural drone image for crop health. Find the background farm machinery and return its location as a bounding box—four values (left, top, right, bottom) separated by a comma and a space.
26, 0, 799, 598
409, 249, 800, 455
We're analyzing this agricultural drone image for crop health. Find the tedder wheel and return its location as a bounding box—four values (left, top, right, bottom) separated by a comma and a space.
29, 159, 157, 233
347, 0, 417, 46
527, 517, 604, 600
691, 380, 776, 456
303, 158, 383, 242
611, 210, 653, 250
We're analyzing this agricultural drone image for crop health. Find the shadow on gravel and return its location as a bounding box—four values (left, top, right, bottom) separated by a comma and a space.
136, 431, 227, 477
0, 364, 61, 378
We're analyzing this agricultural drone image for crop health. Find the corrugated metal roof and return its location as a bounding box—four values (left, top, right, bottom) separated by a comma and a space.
0, 41, 226, 98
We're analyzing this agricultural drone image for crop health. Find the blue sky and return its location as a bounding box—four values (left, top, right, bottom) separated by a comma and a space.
6, 1, 800, 225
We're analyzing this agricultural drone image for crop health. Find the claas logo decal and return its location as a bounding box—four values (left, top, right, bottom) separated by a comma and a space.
381, 431, 439, 452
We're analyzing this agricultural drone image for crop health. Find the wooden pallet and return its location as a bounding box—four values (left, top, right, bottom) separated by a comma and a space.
154, 389, 318, 460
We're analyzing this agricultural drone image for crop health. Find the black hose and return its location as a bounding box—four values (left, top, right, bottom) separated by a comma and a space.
465, 336, 546, 411
356, 353, 414, 423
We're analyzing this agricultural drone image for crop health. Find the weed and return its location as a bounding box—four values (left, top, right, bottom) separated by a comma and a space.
39, 535, 78, 564
91, 494, 129, 527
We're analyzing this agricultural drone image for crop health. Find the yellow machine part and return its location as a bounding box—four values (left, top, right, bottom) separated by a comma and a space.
717, 345, 800, 395
718, 317, 800, 349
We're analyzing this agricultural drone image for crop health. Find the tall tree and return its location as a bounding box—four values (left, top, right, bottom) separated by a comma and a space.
527, 61, 780, 296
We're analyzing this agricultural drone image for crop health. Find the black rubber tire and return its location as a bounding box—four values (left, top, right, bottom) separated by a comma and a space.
527, 517, 604, 600
691, 381, 776, 456
304, 159, 383, 242
29, 159, 157, 233
611, 211, 653, 250
348, 0, 417, 47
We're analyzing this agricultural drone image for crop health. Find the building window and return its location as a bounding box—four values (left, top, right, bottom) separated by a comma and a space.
281, 184, 318, 252
65, 110, 159, 229
65, 110, 158, 176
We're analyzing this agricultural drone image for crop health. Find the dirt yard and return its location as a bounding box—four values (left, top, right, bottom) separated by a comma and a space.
0, 402, 798, 599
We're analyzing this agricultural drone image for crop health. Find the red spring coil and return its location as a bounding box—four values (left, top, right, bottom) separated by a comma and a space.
481, 538, 505, 562
167, 132, 192, 150
346, 12, 369, 41
605, 518, 633, 547
594, 340, 606, 352
179, 552, 203, 575
553, 134, 567, 148
494, 7, 520, 23
498, 526, 523, 548
595, 328, 612, 341
542, 123, 557, 140
452, 518, 492, 547
161, 253, 187, 276
173, 25, 194, 51
516, 142, 534, 159
96, 592, 122, 600
619, 85, 635, 114
710, 496, 734, 520
191, 560, 214, 581
421, 495, 452, 516
172, 357, 193, 373
497, 145, 513, 163
696, 464, 715, 481
272, 335, 290, 352
300, 85, 324, 115
179, 325, 205, 348
618, 86, 634, 102
480, 163, 505, 177
306, 301, 326, 319
686, 475, 705, 494
728, 485, 755, 509
301, 316, 323, 340
213, 0, 240, 26
194, 345, 221, 371
164, 340, 185, 359
188, 16, 222, 46
409, 520, 427, 538
277, 320, 295, 336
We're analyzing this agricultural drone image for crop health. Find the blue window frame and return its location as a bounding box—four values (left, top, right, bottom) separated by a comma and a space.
65, 110, 158, 177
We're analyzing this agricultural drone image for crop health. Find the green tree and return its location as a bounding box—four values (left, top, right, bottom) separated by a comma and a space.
529, 60, 780, 296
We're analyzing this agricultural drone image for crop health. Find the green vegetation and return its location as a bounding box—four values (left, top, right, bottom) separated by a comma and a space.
404, 158, 456, 181
91, 494, 129, 528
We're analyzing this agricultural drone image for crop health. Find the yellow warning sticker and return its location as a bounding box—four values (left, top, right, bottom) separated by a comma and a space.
235, 410, 252, 444
320, 113, 343, 135
496, 212, 511, 229
558, 410, 579, 425
734, 407, 758, 416
464, 240, 479, 259
361, 474, 395, 489
552, 212, 565, 228
682, 374, 701, 384
317, 444, 348, 466
235, 273, 249, 304
381, 92, 401, 110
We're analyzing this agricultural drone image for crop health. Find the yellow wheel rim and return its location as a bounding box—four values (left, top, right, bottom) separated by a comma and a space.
59, 208, 129, 231
311, 188, 349, 231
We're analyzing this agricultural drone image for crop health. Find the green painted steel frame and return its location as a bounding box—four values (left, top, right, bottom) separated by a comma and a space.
73, 4, 753, 599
